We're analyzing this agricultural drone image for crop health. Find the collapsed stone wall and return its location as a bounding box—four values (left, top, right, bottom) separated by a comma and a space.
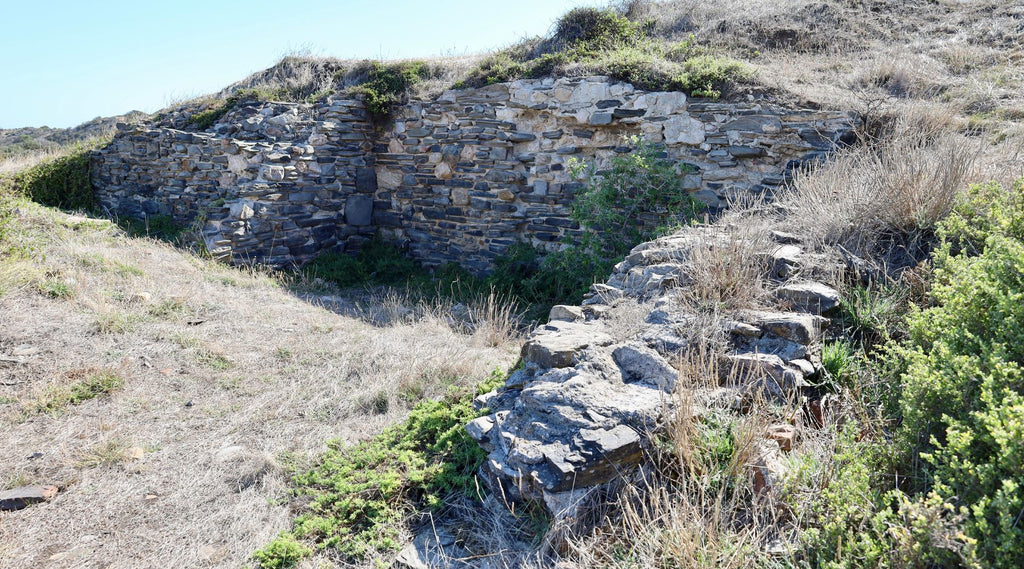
91, 77, 857, 271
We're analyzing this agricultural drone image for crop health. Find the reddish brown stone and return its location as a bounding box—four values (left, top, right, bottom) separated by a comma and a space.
766, 424, 797, 452
0, 485, 58, 511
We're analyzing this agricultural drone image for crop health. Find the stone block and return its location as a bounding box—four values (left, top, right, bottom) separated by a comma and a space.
344, 195, 373, 226
0, 485, 58, 511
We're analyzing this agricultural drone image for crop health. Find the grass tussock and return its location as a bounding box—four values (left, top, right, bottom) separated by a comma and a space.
776, 107, 980, 269
28, 369, 124, 414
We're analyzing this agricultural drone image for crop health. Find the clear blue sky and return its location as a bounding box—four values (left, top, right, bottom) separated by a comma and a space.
2, 0, 597, 129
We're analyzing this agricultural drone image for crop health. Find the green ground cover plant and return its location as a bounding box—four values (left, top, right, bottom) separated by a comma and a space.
253, 370, 505, 566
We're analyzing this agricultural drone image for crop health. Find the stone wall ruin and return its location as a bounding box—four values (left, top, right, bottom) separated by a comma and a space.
91, 76, 857, 271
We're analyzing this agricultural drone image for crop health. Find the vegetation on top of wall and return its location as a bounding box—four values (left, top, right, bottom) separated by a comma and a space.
348, 61, 433, 121
456, 7, 751, 99
186, 88, 290, 130
0, 137, 108, 211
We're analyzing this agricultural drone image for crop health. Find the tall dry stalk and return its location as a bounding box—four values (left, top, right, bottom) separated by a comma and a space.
777, 108, 979, 262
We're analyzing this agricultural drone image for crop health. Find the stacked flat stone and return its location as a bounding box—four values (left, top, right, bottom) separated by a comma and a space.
92, 77, 856, 272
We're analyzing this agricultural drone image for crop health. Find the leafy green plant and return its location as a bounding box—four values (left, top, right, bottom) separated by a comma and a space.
254, 371, 504, 564
570, 136, 699, 255
252, 533, 312, 569
456, 8, 749, 98
803, 425, 969, 569
350, 61, 430, 120
304, 237, 425, 288
886, 183, 1024, 567
38, 277, 73, 299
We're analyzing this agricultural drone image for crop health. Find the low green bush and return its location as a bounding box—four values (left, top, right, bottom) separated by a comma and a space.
457, 7, 750, 98
806, 179, 1024, 568
304, 237, 430, 288
0, 140, 107, 210
253, 371, 504, 566
888, 179, 1024, 568
350, 61, 431, 120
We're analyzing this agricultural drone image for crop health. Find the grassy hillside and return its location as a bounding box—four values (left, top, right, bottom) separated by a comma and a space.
2, 2, 1024, 568
0, 191, 520, 567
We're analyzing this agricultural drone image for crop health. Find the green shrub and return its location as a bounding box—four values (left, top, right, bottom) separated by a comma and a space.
1, 140, 106, 210
570, 136, 700, 256
880, 178, 1024, 568
257, 371, 504, 562
804, 426, 968, 569
457, 8, 750, 98
552, 7, 646, 50
252, 533, 312, 569
350, 61, 430, 120
305, 237, 424, 288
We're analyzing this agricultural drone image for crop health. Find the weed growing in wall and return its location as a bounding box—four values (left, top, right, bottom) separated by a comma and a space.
305, 139, 701, 314
510, 137, 701, 305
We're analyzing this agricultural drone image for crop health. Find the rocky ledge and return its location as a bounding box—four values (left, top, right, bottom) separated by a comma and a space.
466, 221, 843, 516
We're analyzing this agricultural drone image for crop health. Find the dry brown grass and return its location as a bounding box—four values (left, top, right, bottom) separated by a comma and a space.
0, 199, 521, 568
773, 107, 982, 269
547, 346, 815, 569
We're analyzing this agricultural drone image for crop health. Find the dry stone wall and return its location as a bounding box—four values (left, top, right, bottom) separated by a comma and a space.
91, 77, 857, 271
92, 100, 377, 266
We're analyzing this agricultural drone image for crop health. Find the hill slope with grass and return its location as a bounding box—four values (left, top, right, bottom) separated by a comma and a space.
2, 2, 1024, 568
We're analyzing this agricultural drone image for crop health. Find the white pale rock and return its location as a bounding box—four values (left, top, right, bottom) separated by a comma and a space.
663, 114, 706, 145
226, 154, 248, 176
376, 167, 402, 190
433, 162, 453, 180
